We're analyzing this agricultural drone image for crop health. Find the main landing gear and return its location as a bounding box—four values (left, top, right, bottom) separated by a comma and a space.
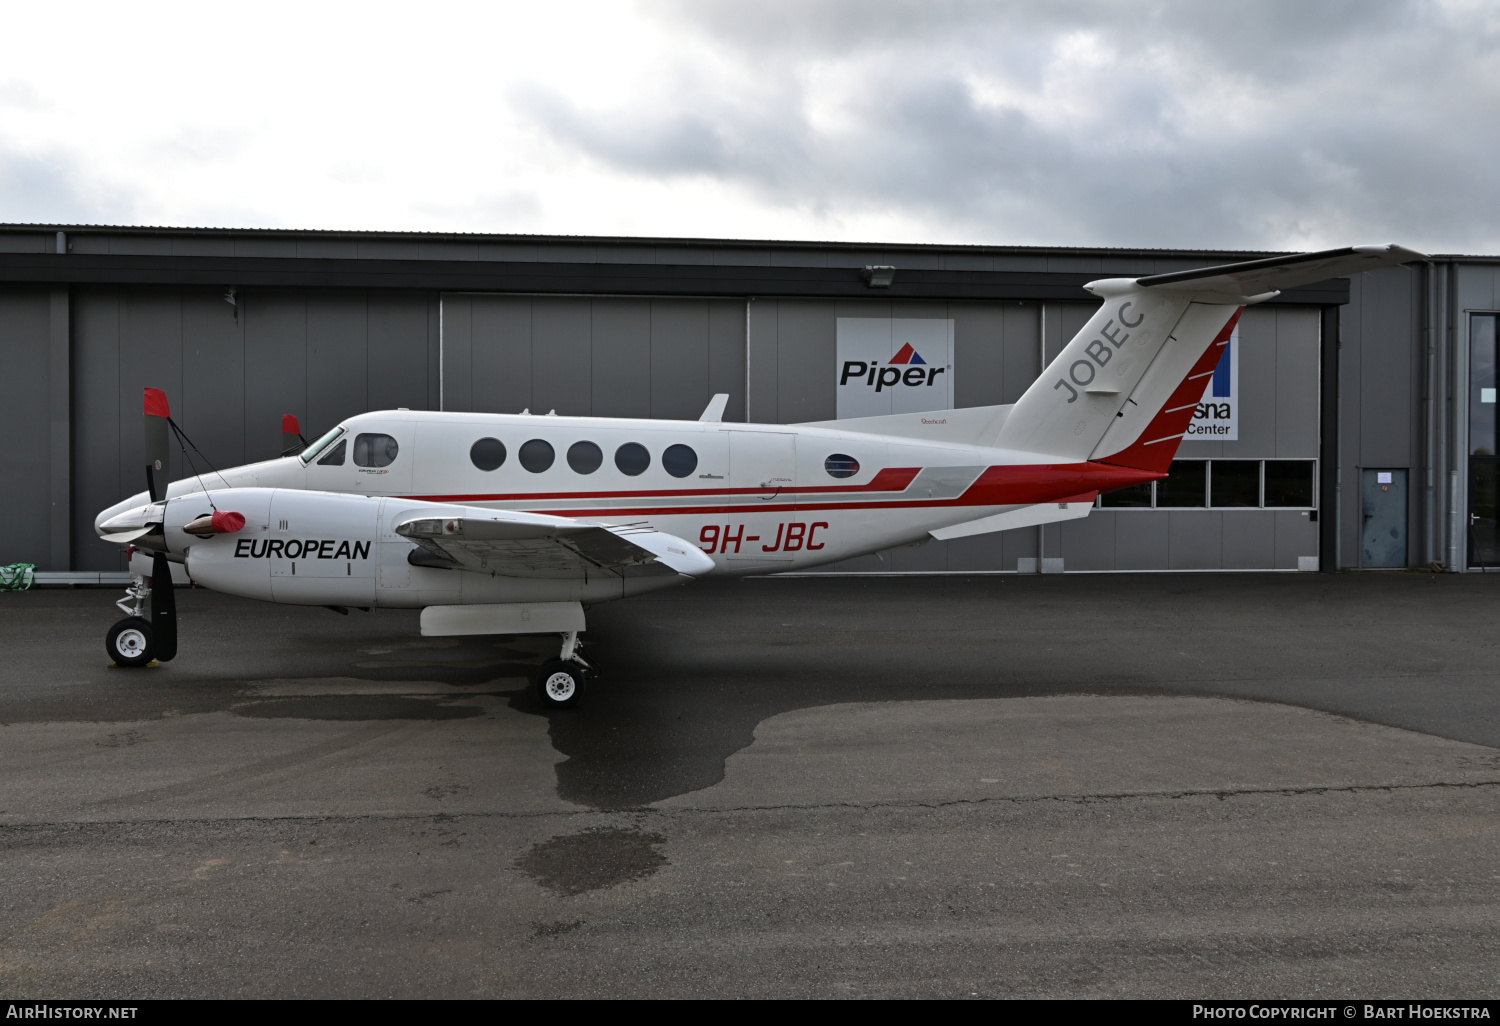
535, 630, 592, 710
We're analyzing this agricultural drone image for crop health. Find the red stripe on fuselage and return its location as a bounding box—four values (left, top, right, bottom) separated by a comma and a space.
397, 461, 1159, 518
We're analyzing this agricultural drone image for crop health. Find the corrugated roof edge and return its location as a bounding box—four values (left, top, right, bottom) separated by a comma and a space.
0, 222, 1290, 259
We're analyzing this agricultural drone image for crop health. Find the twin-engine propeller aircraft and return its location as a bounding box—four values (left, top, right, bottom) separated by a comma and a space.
96, 245, 1422, 707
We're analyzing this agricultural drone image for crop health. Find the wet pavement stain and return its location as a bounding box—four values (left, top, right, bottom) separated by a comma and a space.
231, 696, 485, 720
515, 828, 668, 896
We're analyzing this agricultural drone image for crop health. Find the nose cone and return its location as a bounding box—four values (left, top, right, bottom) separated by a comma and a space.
97, 502, 165, 544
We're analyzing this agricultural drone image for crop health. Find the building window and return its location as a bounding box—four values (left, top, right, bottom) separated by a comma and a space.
1100, 481, 1152, 507
519, 439, 555, 473
1157, 460, 1207, 507
353, 433, 399, 468
1210, 460, 1260, 507
470, 437, 506, 472
567, 441, 603, 474
615, 442, 650, 476
1264, 461, 1315, 506
662, 444, 697, 478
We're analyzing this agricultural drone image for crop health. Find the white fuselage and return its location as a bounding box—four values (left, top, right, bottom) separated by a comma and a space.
98, 409, 1146, 607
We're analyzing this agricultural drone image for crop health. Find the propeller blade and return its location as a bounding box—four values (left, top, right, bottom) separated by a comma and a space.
281, 414, 306, 457
150, 552, 178, 662
144, 388, 171, 502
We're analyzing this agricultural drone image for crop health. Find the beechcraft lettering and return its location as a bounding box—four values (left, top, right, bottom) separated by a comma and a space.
233, 539, 371, 559
92, 245, 1426, 709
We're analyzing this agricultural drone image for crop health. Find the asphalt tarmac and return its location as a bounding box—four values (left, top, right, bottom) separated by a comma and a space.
1, 571, 1498, 998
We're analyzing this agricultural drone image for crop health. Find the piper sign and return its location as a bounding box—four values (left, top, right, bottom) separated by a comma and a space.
836, 317, 955, 419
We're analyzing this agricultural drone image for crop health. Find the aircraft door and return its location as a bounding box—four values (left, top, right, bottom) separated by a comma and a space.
730, 431, 795, 504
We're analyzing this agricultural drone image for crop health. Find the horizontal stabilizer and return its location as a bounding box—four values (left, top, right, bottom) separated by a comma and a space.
929, 495, 1095, 541
1136, 244, 1426, 298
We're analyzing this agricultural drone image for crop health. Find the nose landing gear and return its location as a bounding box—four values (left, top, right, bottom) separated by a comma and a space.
535, 630, 592, 709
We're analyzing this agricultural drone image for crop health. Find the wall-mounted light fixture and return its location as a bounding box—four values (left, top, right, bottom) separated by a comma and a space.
861, 265, 896, 288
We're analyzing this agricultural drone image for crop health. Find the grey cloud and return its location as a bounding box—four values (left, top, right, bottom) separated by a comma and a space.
0, 146, 140, 224
522, 0, 1500, 251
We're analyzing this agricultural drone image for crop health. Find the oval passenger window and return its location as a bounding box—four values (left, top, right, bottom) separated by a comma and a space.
662, 443, 697, 479
353, 433, 399, 468
568, 441, 603, 474
519, 439, 555, 473
615, 442, 650, 477
825, 453, 860, 479
470, 437, 506, 472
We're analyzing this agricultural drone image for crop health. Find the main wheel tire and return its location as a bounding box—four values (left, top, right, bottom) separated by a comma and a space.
106, 617, 155, 668
535, 659, 587, 709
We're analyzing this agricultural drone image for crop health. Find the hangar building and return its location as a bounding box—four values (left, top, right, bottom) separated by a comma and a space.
2, 224, 1494, 578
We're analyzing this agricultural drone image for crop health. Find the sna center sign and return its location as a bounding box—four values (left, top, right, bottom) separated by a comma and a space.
1186, 323, 1238, 440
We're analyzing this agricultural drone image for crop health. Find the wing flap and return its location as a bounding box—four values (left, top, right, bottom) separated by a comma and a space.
396, 514, 707, 580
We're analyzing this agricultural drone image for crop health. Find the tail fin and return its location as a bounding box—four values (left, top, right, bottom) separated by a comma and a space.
993, 244, 1424, 462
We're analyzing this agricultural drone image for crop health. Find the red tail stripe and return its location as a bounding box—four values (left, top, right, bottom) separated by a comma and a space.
1098, 307, 1243, 474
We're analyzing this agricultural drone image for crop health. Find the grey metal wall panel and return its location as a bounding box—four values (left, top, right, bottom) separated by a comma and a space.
952, 302, 1006, 409
1356, 268, 1419, 467
1060, 514, 1116, 570
179, 293, 246, 471
945, 531, 1010, 571
1456, 264, 1497, 313
469, 296, 532, 415
1001, 304, 1042, 404
118, 294, 184, 494
1220, 512, 1276, 569
531, 299, 593, 416
1167, 511, 1223, 569
306, 293, 367, 437
650, 300, 710, 420
171, 238, 235, 257
590, 299, 652, 419
1274, 511, 1318, 569
707, 299, 747, 423
367, 293, 432, 412
0, 234, 48, 253
427, 294, 441, 413
1273, 307, 1321, 458
891, 538, 948, 571
441, 295, 474, 412
1114, 512, 1170, 570
747, 299, 779, 424
71, 291, 121, 571
297, 239, 359, 259
244, 293, 307, 462
0, 289, 53, 565
774, 300, 836, 424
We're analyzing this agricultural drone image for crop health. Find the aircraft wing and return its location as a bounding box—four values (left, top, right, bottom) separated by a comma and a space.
1134, 244, 1426, 298
395, 514, 711, 580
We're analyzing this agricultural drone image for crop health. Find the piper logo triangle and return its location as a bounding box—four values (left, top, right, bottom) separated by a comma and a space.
890, 343, 927, 366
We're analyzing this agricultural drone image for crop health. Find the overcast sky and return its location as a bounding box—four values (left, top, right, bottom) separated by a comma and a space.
1, 1, 1496, 252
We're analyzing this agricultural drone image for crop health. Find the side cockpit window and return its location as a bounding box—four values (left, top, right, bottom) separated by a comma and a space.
317, 439, 346, 466
354, 433, 400, 468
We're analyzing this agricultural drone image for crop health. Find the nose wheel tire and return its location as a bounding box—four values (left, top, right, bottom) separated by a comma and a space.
536, 659, 587, 709
106, 617, 155, 668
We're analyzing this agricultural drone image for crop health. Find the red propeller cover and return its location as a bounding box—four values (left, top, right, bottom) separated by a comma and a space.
282, 414, 300, 433
210, 511, 246, 533
144, 388, 170, 418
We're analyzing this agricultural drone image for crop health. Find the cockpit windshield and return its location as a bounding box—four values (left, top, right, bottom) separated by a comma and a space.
299, 425, 346, 464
